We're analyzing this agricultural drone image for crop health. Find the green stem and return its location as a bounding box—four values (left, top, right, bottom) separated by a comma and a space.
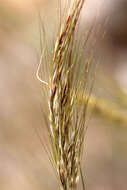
80, 165, 86, 190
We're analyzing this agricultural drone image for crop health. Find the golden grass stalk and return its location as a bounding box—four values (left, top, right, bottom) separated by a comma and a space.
38, 0, 96, 190
80, 95, 127, 127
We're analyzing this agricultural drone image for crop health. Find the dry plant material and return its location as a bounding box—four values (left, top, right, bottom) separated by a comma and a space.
38, 0, 96, 189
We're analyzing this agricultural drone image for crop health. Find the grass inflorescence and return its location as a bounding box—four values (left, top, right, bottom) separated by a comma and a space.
37, 0, 96, 190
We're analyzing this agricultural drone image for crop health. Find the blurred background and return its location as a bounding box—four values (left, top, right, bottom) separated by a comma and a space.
0, 0, 127, 189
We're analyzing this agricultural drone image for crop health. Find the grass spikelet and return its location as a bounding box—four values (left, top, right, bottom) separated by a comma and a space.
38, 0, 96, 190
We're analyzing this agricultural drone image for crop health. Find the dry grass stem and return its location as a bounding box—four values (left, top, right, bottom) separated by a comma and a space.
80, 95, 127, 127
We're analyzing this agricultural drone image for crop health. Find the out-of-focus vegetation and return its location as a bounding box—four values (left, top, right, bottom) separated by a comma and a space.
0, 0, 127, 190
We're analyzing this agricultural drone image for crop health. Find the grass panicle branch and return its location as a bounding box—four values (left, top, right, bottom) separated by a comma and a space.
81, 95, 127, 127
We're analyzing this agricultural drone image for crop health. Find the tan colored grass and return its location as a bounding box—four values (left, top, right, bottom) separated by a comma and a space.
38, 0, 96, 190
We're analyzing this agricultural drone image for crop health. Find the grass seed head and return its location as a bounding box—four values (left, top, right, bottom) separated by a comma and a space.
39, 0, 95, 189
